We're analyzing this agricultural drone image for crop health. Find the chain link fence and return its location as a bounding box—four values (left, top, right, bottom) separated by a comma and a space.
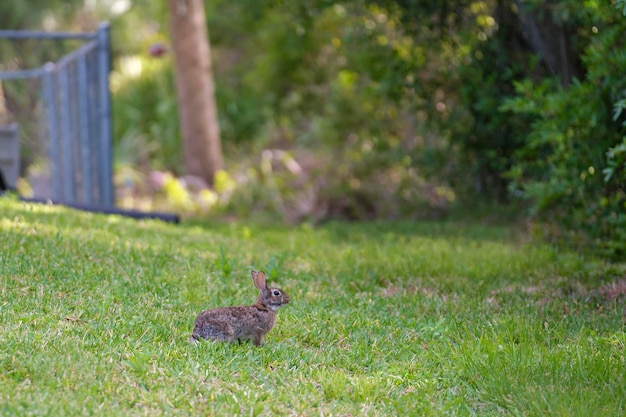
0, 23, 113, 207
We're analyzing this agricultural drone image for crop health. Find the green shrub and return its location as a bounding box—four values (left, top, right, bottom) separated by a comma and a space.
111, 55, 181, 171
503, 3, 626, 259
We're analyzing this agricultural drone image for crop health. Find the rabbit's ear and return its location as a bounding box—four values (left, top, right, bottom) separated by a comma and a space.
252, 270, 267, 289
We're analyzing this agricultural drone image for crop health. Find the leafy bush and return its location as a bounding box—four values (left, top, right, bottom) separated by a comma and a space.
106, 0, 626, 245
503, 2, 626, 259
205, 1, 457, 221
111, 55, 181, 171
450, 13, 537, 202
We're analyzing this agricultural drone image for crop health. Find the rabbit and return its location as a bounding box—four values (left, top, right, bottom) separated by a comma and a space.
189, 270, 290, 346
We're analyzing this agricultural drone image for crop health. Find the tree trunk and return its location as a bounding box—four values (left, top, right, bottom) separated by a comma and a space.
168, 0, 224, 186
513, 0, 583, 87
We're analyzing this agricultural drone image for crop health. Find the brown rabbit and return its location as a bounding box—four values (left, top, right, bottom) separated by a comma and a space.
190, 271, 290, 346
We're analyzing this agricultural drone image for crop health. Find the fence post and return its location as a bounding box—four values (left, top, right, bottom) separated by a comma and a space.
97, 22, 113, 207
42, 62, 62, 201
58, 64, 75, 202
77, 53, 92, 204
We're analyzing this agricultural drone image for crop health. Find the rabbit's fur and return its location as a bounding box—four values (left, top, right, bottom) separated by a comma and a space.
190, 271, 290, 346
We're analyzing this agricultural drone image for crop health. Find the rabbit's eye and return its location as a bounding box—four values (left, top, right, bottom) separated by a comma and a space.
272, 290, 281, 296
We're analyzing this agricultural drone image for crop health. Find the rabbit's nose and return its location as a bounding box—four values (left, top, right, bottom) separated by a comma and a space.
284, 294, 291, 303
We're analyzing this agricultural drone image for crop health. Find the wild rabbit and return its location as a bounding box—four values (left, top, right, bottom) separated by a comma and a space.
190, 270, 290, 346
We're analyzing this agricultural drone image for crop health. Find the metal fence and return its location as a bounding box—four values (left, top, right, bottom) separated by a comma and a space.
0, 23, 113, 207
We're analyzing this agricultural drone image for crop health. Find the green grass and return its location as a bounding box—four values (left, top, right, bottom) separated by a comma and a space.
1, 196, 625, 416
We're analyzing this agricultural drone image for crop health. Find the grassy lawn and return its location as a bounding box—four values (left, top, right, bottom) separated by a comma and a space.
1, 196, 625, 416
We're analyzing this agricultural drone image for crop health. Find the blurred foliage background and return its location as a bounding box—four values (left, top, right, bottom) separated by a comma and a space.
1, 0, 625, 259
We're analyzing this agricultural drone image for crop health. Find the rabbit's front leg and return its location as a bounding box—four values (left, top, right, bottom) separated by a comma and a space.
252, 334, 264, 346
